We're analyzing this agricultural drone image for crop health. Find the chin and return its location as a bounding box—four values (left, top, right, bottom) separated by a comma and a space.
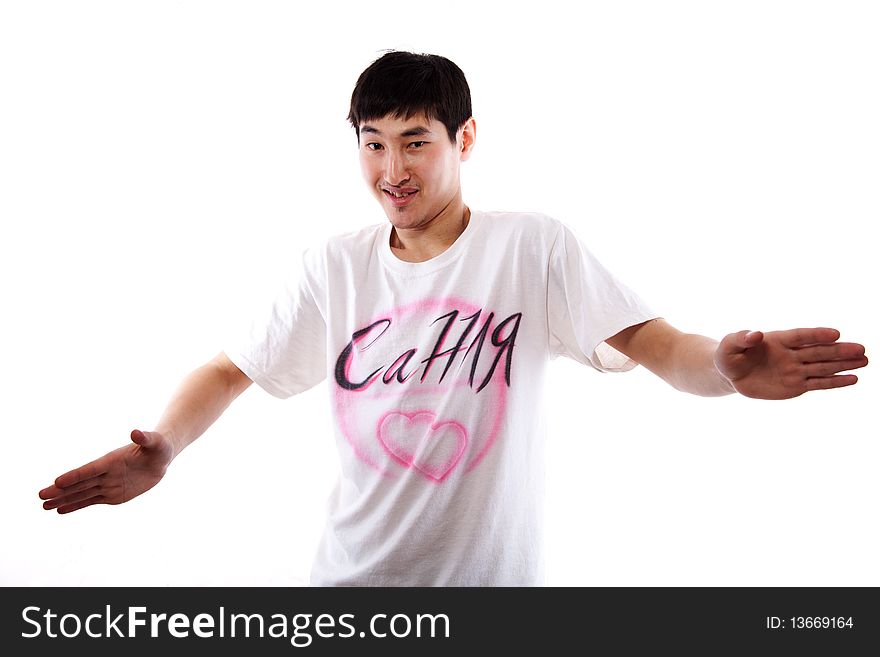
387, 216, 421, 231
382, 206, 420, 228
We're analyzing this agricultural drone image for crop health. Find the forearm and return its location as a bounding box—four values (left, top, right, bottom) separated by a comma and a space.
664, 333, 736, 397
153, 358, 246, 458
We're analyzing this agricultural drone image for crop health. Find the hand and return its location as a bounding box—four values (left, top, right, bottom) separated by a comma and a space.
39, 429, 175, 514
714, 327, 868, 400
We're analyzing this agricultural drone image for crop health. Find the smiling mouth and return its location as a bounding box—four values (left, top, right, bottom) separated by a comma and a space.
383, 189, 418, 207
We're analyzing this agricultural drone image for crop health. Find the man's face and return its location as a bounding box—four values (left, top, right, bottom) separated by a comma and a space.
358, 114, 474, 231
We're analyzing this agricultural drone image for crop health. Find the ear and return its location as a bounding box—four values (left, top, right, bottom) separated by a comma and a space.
459, 117, 477, 162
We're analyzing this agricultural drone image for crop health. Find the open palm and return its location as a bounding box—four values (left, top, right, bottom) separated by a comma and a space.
714, 327, 868, 400
39, 429, 175, 514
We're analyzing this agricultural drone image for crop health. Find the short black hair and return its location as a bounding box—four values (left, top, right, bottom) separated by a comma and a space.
348, 51, 472, 144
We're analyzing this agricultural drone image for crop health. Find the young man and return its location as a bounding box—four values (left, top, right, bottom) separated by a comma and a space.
39, 51, 868, 586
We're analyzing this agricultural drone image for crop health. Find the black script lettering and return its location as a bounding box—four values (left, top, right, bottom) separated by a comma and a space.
475, 312, 522, 392
420, 310, 482, 384
334, 319, 390, 391
334, 309, 522, 393
382, 348, 418, 384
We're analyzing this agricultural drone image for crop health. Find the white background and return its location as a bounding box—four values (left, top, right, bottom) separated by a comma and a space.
2, 1, 877, 586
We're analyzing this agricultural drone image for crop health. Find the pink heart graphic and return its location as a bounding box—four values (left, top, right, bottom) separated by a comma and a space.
377, 411, 468, 483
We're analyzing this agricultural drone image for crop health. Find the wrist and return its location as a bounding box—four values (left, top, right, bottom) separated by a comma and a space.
713, 365, 737, 395
154, 426, 183, 460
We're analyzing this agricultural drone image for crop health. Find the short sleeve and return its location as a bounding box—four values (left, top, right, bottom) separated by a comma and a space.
547, 223, 659, 372
223, 248, 327, 398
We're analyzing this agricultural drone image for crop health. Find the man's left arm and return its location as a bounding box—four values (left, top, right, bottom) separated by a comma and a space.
606, 319, 868, 399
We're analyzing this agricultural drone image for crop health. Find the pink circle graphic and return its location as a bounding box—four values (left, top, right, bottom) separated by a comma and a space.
332, 297, 515, 483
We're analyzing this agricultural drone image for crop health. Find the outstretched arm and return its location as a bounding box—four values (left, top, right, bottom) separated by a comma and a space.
38, 351, 252, 513
607, 319, 868, 399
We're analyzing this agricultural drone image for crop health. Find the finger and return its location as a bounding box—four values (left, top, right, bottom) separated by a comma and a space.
52, 459, 108, 490
39, 478, 99, 501
42, 485, 103, 510
804, 374, 858, 391
718, 330, 764, 355
796, 343, 866, 363
39, 476, 105, 501
803, 358, 869, 378
131, 429, 154, 447
778, 327, 841, 348
38, 485, 61, 500
57, 495, 105, 514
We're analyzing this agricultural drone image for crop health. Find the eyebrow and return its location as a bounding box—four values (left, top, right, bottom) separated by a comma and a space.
360, 125, 432, 138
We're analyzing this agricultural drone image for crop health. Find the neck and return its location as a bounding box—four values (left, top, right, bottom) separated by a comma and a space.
390, 201, 471, 263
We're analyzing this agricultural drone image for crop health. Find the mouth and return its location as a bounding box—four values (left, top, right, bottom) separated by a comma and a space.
382, 188, 418, 208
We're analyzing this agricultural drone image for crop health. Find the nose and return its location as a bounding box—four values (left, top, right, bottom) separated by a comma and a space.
384, 150, 410, 186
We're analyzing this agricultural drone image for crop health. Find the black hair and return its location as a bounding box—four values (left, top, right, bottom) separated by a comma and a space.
348, 51, 472, 144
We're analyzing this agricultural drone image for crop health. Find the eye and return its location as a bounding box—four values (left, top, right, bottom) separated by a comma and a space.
409, 141, 426, 149
365, 143, 383, 151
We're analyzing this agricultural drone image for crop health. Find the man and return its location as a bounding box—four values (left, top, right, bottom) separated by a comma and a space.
39, 51, 868, 586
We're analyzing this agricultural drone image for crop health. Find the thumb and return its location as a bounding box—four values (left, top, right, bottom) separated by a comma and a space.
130, 429, 157, 447
720, 329, 764, 355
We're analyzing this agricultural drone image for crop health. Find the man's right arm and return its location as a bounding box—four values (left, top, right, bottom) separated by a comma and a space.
38, 351, 253, 514
156, 351, 253, 458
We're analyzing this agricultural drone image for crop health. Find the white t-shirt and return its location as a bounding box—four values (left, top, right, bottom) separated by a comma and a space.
224, 210, 658, 586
